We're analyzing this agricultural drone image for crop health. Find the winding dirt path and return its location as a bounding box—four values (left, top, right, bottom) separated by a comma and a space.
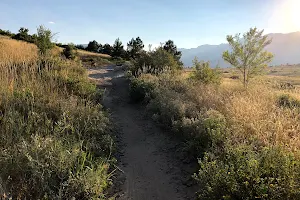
88, 66, 197, 200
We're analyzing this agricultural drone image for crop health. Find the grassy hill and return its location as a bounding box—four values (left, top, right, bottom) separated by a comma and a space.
54, 46, 113, 67
0, 37, 114, 199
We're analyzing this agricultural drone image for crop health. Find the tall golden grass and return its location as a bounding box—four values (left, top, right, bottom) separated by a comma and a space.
56, 46, 111, 58
77, 49, 111, 58
191, 76, 300, 153
0, 38, 113, 199
0, 38, 38, 66
0, 38, 39, 95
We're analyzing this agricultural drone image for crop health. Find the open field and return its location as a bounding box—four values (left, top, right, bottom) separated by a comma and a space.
183, 64, 300, 87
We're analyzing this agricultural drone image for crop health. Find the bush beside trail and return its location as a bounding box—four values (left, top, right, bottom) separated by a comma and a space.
0, 35, 114, 199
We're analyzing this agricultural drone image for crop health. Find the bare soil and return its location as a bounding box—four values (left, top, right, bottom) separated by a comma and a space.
88, 66, 197, 200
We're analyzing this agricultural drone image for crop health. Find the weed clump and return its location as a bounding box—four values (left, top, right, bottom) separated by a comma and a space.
194, 146, 300, 200
190, 58, 221, 85
277, 94, 300, 109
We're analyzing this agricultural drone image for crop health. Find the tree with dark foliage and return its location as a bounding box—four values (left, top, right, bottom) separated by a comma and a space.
35, 25, 55, 55
75, 44, 86, 50
112, 38, 126, 58
99, 43, 113, 55
127, 37, 144, 59
86, 40, 99, 52
0, 29, 14, 37
12, 27, 33, 43
163, 40, 183, 66
62, 44, 76, 60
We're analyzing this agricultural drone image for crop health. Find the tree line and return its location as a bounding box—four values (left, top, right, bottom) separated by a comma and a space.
0, 27, 183, 65
78, 37, 182, 62
1, 26, 273, 87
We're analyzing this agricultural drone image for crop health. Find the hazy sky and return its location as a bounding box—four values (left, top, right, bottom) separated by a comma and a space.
1, 0, 299, 48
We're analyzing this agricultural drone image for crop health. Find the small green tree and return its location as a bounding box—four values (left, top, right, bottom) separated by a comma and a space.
86, 40, 99, 52
163, 40, 183, 66
100, 43, 113, 55
62, 44, 76, 59
150, 47, 180, 73
35, 25, 55, 55
191, 57, 221, 85
131, 47, 180, 76
0, 29, 14, 37
75, 44, 86, 50
127, 37, 144, 59
222, 27, 273, 87
12, 27, 33, 42
112, 38, 126, 58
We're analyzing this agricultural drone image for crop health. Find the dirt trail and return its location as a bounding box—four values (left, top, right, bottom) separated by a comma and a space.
88, 66, 196, 200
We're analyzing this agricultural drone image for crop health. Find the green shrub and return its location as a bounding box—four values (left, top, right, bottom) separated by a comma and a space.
112, 56, 125, 66
129, 78, 155, 103
0, 99, 113, 199
63, 44, 76, 60
190, 57, 221, 85
172, 109, 227, 157
130, 48, 180, 77
277, 94, 300, 109
0, 29, 14, 37
35, 25, 55, 55
194, 146, 300, 200
131, 74, 226, 157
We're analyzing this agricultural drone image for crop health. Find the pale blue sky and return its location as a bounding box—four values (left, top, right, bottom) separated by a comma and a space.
0, 0, 298, 48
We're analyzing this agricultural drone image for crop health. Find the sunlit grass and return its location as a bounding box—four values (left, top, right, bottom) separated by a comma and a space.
0, 37, 113, 199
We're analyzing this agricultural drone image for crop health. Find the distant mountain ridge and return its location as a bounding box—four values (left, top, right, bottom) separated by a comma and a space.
180, 31, 300, 67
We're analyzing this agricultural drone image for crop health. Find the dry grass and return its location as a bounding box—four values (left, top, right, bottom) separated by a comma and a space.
139, 70, 300, 154
56, 47, 110, 58
0, 38, 113, 199
170, 67, 300, 151
0, 37, 38, 67
0, 35, 10, 39
77, 49, 111, 58
56, 46, 112, 67
203, 74, 300, 152
222, 80, 300, 154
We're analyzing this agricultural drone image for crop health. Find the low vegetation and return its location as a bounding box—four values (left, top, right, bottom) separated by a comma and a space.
190, 57, 221, 85
0, 29, 113, 199
129, 47, 182, 77
2, 23, 300, 199
128, 28, 300, 199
